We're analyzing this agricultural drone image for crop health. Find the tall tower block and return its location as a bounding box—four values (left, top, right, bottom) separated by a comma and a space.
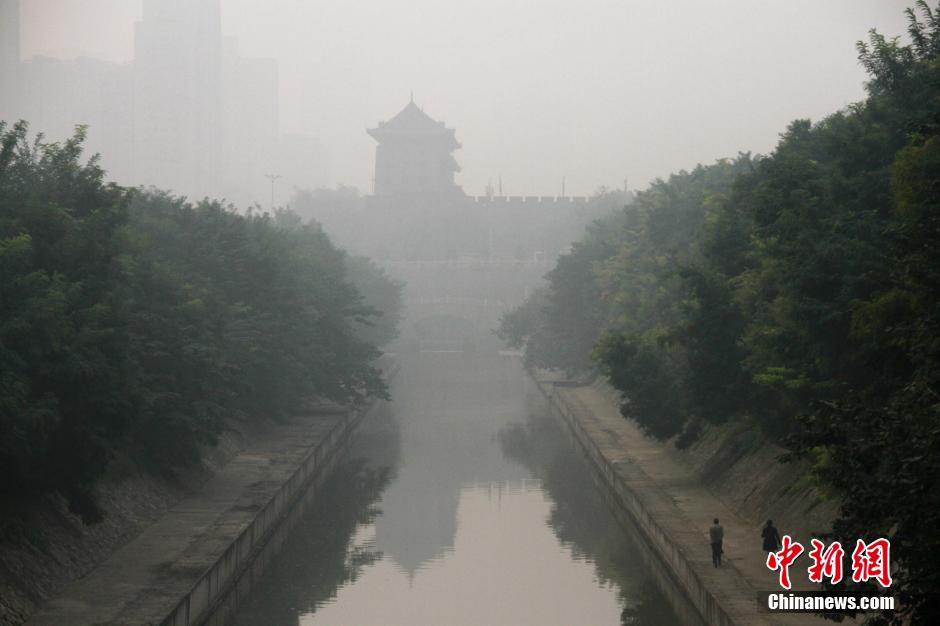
133, 0, 222, 198
368, 101, 462, 197
0, 0, 20, 122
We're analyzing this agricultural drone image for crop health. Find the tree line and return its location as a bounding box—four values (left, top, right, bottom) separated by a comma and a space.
0, 122, 401, 528
499, 4, 939, 624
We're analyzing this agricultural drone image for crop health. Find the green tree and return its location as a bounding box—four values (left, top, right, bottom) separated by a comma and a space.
1, 123, 397, 527
0, 122, 130, 521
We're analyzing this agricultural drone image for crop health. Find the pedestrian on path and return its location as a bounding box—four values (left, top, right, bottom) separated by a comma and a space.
709, 518, 724, 567
762, 519, 781, 552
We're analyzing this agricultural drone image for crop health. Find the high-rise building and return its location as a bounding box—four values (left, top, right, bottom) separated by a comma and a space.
368, 101, 462, 197
6, 1, 328, 205
221, 37, 279, 207
18, 55, 133, 179
133, 0, 223, 198
2, 1, 134, 179
0, 0, 20, 123
277, 133, 329, 197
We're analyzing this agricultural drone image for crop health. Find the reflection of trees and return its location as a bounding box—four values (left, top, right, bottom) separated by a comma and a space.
235, 355, 692, 625
498, 409, 683, 625
231, 412, 400, 625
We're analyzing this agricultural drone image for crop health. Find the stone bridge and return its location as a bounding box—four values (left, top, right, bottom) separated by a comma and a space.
382, 259, 554, 351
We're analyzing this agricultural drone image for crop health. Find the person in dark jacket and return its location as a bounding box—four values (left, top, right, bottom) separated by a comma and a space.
762, 519, 781, 552
709, 518, 724, 567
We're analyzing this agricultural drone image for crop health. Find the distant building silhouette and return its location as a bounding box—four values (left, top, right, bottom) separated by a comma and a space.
0, 0, 327, 206
0, 0, 20, 122
19, 56, 134, 182
133, 0, 223, 199
368, 101, 463, 197
285, 100, 632, 351
292, 100, 624, 266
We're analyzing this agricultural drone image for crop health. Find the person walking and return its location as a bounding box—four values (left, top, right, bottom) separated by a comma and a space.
762, 519, 781, 552
709, 518, 724, 567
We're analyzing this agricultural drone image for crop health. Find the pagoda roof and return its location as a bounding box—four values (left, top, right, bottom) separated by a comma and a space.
368, 101, 459, 145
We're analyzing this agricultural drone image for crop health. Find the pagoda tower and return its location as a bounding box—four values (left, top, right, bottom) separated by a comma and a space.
368, 100, 462, 197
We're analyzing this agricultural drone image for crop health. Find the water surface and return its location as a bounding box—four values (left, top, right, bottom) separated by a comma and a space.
232, 353, 687, 625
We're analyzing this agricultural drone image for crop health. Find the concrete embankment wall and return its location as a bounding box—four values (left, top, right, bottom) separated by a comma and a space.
586, 378, 837, 544
20, 361, 398, 626
161, 403, 370, 626
536, 377, 835, 626
163, 363, 399, 626
0, 430, 247, 626
541, 382, 739, 626
199, 413, 364, 626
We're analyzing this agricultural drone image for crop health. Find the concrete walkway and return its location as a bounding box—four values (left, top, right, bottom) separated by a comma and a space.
541, 379, 831, 626
27, 412, 349, 626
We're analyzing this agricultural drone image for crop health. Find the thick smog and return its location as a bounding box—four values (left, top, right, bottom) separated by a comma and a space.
0, 2, 934, 626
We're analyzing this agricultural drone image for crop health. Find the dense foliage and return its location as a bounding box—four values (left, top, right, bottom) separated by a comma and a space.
0, 122, 398, 524
499, 3, 940, 622
343, 255, 403, 349
497, 213, 622, 373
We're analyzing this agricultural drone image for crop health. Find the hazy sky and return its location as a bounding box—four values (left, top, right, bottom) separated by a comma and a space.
20, 0, 912, 196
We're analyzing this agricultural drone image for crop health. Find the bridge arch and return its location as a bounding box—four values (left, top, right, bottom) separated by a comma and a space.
382, 259, 554, 353
402, 296, 506, 351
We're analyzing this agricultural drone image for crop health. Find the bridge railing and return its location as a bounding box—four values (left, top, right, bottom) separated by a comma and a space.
408, 295, 509, 309
382, 258, 555, 269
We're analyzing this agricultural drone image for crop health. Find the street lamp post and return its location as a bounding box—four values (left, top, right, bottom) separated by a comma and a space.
264, 173, 282, 211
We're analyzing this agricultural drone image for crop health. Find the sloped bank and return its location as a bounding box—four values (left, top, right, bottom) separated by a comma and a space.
674, 420, 836, 547
578, 378, 837, 543
0, 424, 248, 626
24, 361, 398, 626
534, 375, 835, 626
160, 397, 385, 626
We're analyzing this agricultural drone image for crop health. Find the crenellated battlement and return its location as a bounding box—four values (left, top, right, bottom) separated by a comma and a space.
361, 193, 592, 211
325, 102, 628, 267
470, 195, 588, 205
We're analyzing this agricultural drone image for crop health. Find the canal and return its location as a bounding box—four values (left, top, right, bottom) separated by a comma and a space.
231, 352, 692, 625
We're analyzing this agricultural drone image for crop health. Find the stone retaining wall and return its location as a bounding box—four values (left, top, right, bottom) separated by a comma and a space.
161, 401, 370, 626
163, 360, 399, 626
538, 380, 743, 626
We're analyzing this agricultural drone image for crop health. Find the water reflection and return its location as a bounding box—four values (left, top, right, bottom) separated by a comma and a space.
231, 354, 687, 625
230, 403, 400, 624
498, 395, 691, 624
370, 353, 530, 578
